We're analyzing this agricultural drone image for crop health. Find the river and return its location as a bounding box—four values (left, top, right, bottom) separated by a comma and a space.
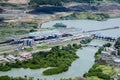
0, 18, 120, 80
42, 18, 120, 38
0, 40, 109, 80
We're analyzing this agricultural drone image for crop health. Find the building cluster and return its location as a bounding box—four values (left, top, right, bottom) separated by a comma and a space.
72, 34, 91, 40
101, 47, 120, 65
44, 34, 92, 45
9, 30, 73, 45
101, 47, 118, 58
0, 52, 32, 64
100, 47, 120, 80
28, 30, 72, 41
23, 39, 35, 47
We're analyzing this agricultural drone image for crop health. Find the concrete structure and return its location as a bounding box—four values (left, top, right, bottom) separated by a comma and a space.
114, 59, 120, 64
117, 74, 120, 78
101, 51, 111, 58
28, 30, 73, 41
6, 55, 17, 62
29, 30, 62, 40
20, 52, 32, 60
101, 47, 118, 59
105, 47, 118, 56
23, 39, 35, 47
0, 56, 10, 63
93, 34, 116, 42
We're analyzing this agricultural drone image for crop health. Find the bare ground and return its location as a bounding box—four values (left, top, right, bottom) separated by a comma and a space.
1, 0, 28, 4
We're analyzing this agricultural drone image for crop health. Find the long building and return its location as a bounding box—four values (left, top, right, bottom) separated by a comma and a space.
29, 30, 64, 40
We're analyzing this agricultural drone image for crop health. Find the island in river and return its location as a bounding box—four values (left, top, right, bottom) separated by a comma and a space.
0, 44, 82, 75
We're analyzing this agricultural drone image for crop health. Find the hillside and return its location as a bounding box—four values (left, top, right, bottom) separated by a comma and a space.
1, 0, 120, 6
29, 0, 120, 6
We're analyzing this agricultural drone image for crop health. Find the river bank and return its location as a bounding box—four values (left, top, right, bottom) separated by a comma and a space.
83, 47, 114, 80
0, 44, 82, 75
60, 12, 110, 21
0, 40, 109, 80
84, 38, 120, 80
0, 2, 120, 42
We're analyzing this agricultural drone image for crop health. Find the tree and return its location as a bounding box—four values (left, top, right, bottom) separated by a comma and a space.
114, 37, 120, 49
73, 43, 79, 49
51, 46, 60, 51
24, 75, 27, 79
53, 23, 67, 28
103, 43, 112, 47
3, 53, 7, 58
67, 44, 72, 49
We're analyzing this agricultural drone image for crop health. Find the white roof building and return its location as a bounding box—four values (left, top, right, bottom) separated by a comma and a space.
29, 30, 62, 37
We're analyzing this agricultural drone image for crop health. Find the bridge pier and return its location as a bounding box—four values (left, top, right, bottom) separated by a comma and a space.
92, 34, 116, 42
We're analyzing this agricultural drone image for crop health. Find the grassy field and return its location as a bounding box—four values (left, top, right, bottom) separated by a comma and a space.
24, 47, 33, 51
85, 63, 115, 80
87, 76, 104, 80
37, 46, 48, 49
0, 22, 38, 41
60, 12, 110, 21
96, 65, 115, 76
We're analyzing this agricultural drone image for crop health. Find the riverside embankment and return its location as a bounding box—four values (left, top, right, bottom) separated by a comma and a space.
0, 40, 108, 80
0, 17, 120, 80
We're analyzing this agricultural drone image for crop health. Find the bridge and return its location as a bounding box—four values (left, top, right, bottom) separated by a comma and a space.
92, 34, 116, 42
85, 44, 102, 48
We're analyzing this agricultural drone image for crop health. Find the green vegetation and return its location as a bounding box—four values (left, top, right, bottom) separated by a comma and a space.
0, 22, 38, 29
87, 76, 103, 80
60, 12, 110, 21
95, 47, 104, 58
80, 38, 92, 44
84, 63, 114, 80
0, 3, 18, 7
103, 43, 112, 47
84, 42, 117, 80
0, 44, 81, 75
0, 76, 74, 80
0, 76, 33, 80
29, 29, 37, 32
114, 37, 120, 55
53, 23, 67, 28
43, 64, 68, 75
114, 37, 120, 49
0, 22, 38, 38
37, 45, 48, 49
60, 78, 73, 80
24, 47, 33, 52
118, 51, 120, 56
0, 64, 11, 71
